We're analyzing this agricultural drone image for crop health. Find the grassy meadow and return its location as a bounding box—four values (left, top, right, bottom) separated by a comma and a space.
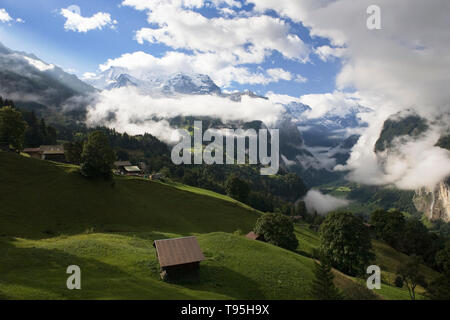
0, 151, 437, 299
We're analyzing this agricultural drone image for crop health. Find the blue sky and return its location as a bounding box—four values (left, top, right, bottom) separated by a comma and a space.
0, 0, 342, 97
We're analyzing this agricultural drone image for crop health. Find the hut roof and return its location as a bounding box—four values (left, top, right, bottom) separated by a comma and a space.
114, 161, 132, 168
246, 231, 262, 240
153, 236, 205, 268
124, 165, 141, 172
40, 145, 64, 155
23, 148, 41, 153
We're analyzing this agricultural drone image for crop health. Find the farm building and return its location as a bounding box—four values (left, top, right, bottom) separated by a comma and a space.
114, 161, 133, 175
40, 145, 65, 162
153, 236, 205, 279
23, 147, 42, 160
246, 231, 265, 241
23, 145, 65, 162
123, 165, 141, 176
114, 161, 132, 169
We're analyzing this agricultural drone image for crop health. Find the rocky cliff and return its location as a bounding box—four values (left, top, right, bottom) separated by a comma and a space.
414, 180, 450, 222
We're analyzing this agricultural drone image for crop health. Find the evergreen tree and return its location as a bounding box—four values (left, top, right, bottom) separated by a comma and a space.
310, 256, 342, 300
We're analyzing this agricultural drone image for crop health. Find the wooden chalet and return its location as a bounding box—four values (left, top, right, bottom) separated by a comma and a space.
113, 161, 132, 174
23, 147, 42, 160
153, 236, 205, 279
123, 165, 141, 176
23, 145, 65, 162
40, 145, 65, 162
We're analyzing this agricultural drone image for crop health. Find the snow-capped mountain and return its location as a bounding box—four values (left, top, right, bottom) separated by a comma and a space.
86, 67, 221, 96
0, 42, 95, 109
284, 101, 312, 119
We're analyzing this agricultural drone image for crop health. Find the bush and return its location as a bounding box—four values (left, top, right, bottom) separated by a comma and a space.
254, 213, 298, 250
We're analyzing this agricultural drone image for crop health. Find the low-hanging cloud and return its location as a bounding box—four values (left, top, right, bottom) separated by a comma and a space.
85, 87, 285, 144
248, 0, 450, 190
303, 190, 349, 215
337, 121, 450, 190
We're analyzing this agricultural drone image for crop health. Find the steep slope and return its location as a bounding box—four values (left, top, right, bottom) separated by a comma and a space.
0, 151, 417, 300
0, 42, 95, 109
0, 152, 258, 239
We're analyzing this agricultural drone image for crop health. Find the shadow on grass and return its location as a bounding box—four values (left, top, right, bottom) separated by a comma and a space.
0, 237, 187, 300
171, 265, 266, 300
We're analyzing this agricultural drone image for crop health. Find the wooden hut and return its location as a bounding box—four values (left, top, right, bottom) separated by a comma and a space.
153, 236, 205, 279
40, 145, 65, 162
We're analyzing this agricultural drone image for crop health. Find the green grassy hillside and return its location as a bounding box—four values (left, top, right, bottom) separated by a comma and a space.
293, 223, 438, 299
0, 152, 433, 300
0, 152, 258, 239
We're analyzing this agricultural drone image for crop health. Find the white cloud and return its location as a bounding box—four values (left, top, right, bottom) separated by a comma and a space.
23, 56, 55, 72
0, 8, 23, 24
299, 91, 362, 119
0, 8, 12, 23
303, 190, 349, 215
247, 0, 450, 190
85, 87, 285, 143
97, 51, 297, 87
248, 0, 450, 117
60, 7, 117, 33
294, 74, 308, 83
314, 45, 346, 61
266, 68, 292, 82
82, 72, 98, 80
336, 119, 450, 190
120, 0, 309, 86
266, 92, 303, 105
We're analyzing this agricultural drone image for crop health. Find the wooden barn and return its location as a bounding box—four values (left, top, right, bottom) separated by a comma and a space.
23, 145, 65, 162
23, 147, 42, 160
245, 231, 265, 242
113, 161, 132, 174
123, 165, 141, 176
40, 145, 65, 162
153, 236, 205, 279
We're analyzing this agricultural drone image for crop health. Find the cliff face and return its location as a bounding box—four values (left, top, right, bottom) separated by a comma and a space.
414, 181, 450, 222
